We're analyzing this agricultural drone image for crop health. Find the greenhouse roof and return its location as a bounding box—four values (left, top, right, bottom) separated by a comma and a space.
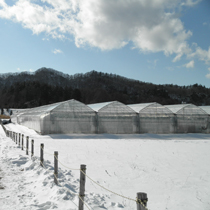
164, 104, 189, 113
128, 102, 157, 113
33, 102, 61, 112
165, 104, 208, 115
199, 106, 210, 115
87, 101, 135, 113
87, 101, 115, 112
18, 99, 94, 116
128, 102, 173, 114
54, 100, 95, 113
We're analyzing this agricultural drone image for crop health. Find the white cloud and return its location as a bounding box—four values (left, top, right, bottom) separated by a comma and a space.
189, 46, 210, 65
17, 68, 34, 72
181, 0, 201, 6
167, 66, 174, 71
0, 0, 195, 53
70, 0, 194, 54
147, 59, 159, 69
184, 60, 194, 68
42, 38, 49, 41
0, 0, 64, 36
206, 73, 210, 79
173, 53, 183, 62
206, 67, 210, 79
52, 49, 63, 54
0, 0, 207, 68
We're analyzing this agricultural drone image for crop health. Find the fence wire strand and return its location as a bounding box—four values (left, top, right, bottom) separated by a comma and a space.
54, 155, 80, 171
80, 169, 137, 202
39, 141, 92, 209
7, 130, 149, 210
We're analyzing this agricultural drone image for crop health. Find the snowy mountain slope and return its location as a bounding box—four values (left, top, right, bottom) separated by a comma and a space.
1, 123, 210, 210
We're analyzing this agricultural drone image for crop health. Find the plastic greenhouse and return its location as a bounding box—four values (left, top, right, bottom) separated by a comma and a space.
15, 99, 210, 135
128, 103, 175, 134
199, 106, 210, 133
17, 100, 96, 134
87, 101, 138, 134
199, 106, 210, 115
165, 104, 209, 133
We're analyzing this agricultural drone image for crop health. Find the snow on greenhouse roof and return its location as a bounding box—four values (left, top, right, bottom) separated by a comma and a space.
19, 99, 94, 116
87, 101, 135, 113
128, 102, 173, 114
87, 101, 114, 112
128, 103, 156, 113
165, 104, 208, 115
54, 99, 95, 113
199, 106, 210, 115
20, 101, 63, 114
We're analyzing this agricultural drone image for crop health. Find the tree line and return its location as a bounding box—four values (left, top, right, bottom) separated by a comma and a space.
0, 69, 210, 109
0, 81, 82, 109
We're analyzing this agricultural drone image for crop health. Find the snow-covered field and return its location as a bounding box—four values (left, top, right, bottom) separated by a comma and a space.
0, 122, 210, 210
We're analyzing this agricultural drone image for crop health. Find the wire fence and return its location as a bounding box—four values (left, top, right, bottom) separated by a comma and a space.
3, 128, 149, 210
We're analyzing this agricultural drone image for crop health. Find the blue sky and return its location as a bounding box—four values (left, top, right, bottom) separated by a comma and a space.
0, 0, 210, 87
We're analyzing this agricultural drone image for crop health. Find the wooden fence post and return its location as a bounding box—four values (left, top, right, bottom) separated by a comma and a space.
31, 139, 34, 157
26, 136, 29, 155
40, 144, 44, 167
22, 134, 24, 150
79, 164, 86, 210
18, 133, 20, 146
136, 192, 148, 210
54, 151, 58, 185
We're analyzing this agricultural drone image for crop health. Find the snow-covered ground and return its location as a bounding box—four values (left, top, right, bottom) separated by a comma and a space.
0, 122, 210, 210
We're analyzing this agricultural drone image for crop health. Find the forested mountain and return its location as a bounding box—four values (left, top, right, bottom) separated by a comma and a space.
0, 67, 210, 109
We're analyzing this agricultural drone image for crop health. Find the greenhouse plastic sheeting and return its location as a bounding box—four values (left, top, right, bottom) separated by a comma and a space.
17, 100, 96, 134
16, 100, 210, 135
128, 103, 175, 134
88, 101, 138, 134
199, 106, 210, 133
165, 104, 209, 133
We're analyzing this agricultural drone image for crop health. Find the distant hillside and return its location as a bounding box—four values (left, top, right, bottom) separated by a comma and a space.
0, 67, 210, 108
